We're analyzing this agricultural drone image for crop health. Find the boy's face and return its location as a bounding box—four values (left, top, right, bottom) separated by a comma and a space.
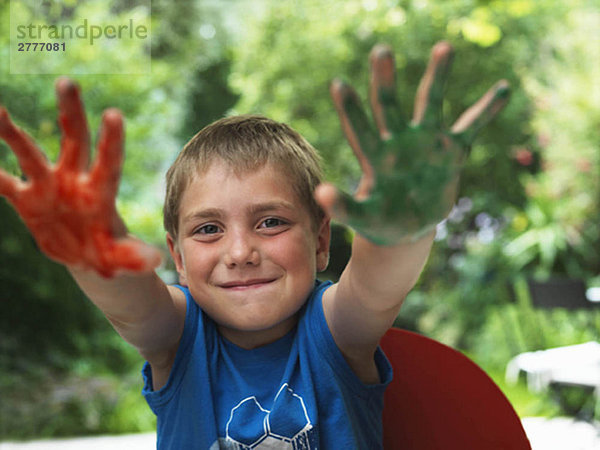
167, 160, 330, 348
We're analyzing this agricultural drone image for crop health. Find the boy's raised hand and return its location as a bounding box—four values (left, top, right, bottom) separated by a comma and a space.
316, 41, 510, 245
0, 78, 161, 277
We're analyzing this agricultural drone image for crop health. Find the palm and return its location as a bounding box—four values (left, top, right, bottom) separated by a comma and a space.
0, 78, 161, 277
324, 42, 510, 245
347, 127, 460, 244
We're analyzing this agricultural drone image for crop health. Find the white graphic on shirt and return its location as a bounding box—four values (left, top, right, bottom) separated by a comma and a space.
210, 383, 316, 449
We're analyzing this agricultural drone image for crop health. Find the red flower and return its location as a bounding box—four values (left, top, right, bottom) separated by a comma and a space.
514, 148, 533, 166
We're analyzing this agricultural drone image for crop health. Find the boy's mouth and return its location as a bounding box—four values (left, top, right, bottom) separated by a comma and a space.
218, 278, 277, 290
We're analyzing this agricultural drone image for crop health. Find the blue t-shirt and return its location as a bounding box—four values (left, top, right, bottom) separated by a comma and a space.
142, 280, 392, 449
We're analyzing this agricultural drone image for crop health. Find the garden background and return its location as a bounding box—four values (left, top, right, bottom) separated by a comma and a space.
0, 0, 599, 439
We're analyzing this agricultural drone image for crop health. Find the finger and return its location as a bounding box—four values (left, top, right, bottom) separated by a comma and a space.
412, 41, 454, 128
0, 167, 22, 201
55, 77, 91, 172
316, 183, 391, 244
0, 107, 50, 180
369, 44, 405, 138
330, 79, 379, 179
112, 238, 163, 273
450, 80, 511, 146
89, 108, 124, 198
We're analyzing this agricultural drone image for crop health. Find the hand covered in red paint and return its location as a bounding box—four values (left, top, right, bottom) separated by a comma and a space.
0, 78, 161, 277
316, 42, 510, 245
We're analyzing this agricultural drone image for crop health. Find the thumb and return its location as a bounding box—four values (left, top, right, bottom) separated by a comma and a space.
314, 182, 339, 218
314, 182, 367, 225
95, 235, 163, 278
113, 237, 163, 273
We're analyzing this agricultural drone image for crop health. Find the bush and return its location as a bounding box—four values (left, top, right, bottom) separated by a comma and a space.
0, 370, 154, 440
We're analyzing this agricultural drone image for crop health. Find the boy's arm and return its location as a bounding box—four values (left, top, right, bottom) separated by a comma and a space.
0, 79, 185, 386
317, 42, 510, 383
69, 268, 186, 389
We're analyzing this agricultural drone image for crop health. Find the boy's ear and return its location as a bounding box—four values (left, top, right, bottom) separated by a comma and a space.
166, 232, 188, 286
316, 217, 331, 272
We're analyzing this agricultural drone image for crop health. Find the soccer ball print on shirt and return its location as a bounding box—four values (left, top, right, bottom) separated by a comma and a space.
210, 384, 317, 449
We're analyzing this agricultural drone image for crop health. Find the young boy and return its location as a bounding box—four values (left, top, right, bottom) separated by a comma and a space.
0, 42, 508, 448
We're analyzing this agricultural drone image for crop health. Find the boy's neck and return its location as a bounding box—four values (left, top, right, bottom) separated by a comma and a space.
217, 313, 299, 350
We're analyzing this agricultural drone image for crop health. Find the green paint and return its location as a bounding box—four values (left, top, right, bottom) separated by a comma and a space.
335, 126, 460, 245
332, 45, 509, 246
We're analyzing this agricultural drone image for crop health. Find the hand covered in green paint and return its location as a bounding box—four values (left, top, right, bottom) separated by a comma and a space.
315, 42, 510, 245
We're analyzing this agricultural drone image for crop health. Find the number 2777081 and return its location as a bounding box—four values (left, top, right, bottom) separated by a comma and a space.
17, 42, 66, 51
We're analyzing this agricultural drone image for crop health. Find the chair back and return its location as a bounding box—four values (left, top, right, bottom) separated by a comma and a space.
380, 328, 531, 449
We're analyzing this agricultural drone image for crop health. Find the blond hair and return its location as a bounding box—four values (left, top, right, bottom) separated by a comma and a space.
164, 115, 325, 239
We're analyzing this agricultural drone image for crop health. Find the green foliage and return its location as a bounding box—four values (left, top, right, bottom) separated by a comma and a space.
502, 190, 596, 279
0, 201, 154, 439
473, 291, 600, 418
484, 366, 561, 418
0, 370, 154, 439
0, 202, 97, 370
399, 192, 517, 347
474, 303, 600, 371
503, 2, 600, 279
391, 0, 600, 362
180, 55, 240, 140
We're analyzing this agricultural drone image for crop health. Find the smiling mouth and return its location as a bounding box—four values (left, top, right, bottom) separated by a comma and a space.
218, 279, 277, 290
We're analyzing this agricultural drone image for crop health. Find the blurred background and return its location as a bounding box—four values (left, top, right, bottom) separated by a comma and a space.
0, 0, 599, 442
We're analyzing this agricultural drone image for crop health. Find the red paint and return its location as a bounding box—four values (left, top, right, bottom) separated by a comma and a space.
0, 78, 160, 278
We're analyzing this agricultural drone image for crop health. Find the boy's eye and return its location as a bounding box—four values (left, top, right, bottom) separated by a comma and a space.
197, 224, 221, 234
260, 218, 286, 228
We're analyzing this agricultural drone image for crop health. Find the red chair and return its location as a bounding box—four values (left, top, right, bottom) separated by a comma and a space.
380, 328, 531, 449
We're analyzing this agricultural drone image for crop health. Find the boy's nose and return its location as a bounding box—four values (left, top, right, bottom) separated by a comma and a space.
223, 232, 260, 268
